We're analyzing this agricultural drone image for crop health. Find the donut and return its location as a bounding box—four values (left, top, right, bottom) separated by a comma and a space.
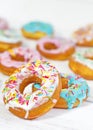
37, 37, 75, 60
0, 29, 22, 52
0, 47, 42, 76
69, 52, 93, 80
73, 24, 93, 46
2, 60, 61, 119
21, 21, 53, 39
54, 73, 89, 109
0, 18, 9, 30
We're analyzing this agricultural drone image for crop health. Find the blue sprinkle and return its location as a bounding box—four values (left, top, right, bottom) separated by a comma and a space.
34, 83, 41, 89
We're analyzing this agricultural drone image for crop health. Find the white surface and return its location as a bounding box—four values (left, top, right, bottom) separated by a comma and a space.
0, 0, 93, 130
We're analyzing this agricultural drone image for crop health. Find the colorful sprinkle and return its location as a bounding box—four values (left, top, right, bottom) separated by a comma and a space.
2, 60, 59, 112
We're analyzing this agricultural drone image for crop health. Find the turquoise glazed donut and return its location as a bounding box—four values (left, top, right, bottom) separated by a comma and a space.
55, 73, 90, 109
21, 21, 53, 39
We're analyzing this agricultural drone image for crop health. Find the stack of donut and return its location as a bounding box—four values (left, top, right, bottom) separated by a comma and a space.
0, 19, 91, 120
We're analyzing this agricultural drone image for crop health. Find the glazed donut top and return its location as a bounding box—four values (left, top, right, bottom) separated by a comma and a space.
0, 29, 22, 43
37, 37, 75, 54
2, 60, 59, 117
72, 53, 93, 69
60, 73, 89, 109
0, 18, 9, 30
23, 21, 53, 35
0, 47, 41, 68
73, 24, 93, 43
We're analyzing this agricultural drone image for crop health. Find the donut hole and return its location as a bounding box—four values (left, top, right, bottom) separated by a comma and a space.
8, 49, 28, 62
32, 83, 41, 92
19, 76, 42, 94
61, 77, 75, 89
44, 42, 58, 50
10, 54, 25, 62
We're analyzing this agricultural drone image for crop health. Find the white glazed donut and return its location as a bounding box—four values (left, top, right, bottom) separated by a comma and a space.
2, 60, 61, 119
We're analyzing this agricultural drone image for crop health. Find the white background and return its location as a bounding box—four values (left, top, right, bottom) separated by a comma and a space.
0, 0, 93, 36
0, 0, 93, 130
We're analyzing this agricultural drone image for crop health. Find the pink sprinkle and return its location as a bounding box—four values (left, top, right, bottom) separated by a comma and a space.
43, 76, 49, 78
75, 75, 81, 80
26, 100, 29, 105
39, 65, 45, 70
8, 97, 15, 102
19, 97, 25, 105
34, 96, 38, 101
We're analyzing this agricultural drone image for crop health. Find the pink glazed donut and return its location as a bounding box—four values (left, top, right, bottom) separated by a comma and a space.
0, 47, 42, 75
0, 18, 9, 30
37, 37, 75, 60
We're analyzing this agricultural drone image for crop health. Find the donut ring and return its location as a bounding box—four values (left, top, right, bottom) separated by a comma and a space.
21, 21, 53, 39
37, 37, 75, 60
73, 24, 93, 46
0, 47, 41, 76
2, 60, 61, 119
55, 73, 89, 109
0, 29, 22, 52
0, 18, 9, 30
69, 52, 93, 80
